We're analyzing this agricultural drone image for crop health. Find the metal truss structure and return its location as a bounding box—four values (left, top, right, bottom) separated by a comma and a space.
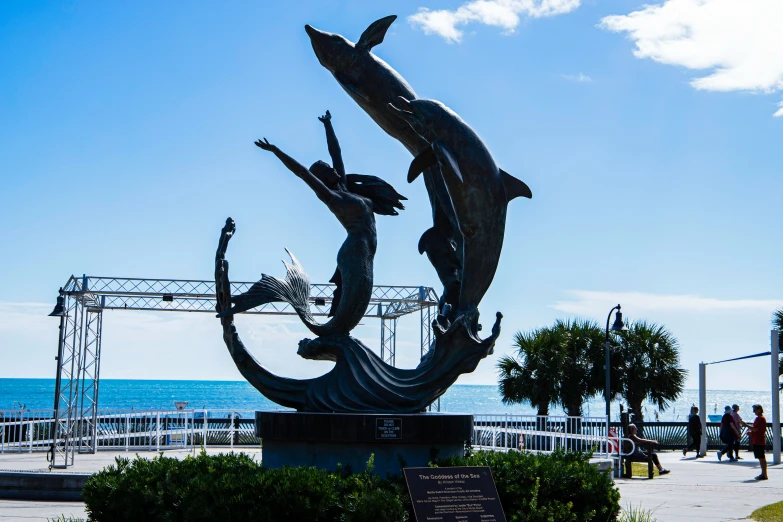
50, 275, 439, 468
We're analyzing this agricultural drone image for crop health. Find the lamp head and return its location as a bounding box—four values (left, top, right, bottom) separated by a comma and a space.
610, 309, 627, 332
48, 289, 65, 317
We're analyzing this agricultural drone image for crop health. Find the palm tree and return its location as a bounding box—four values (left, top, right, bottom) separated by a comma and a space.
498, 327, 560, 416
611, 320, 687, 423
550, 318, 605, 417
774, 308, 783, 375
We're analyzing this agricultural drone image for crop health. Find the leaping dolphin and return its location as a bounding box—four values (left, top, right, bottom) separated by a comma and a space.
305, 16, 463, 310
389, 97, 532, 315
305, 16, 423, 154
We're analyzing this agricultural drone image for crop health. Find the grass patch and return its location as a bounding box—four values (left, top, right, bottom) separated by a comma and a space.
618, 504, 658, 522
631, 462, 660, 478
47, 517, 85, 522
751, 500, 783, 522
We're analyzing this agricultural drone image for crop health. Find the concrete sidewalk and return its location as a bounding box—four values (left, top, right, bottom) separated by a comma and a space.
0, 499, 88, 520
0, 447, 261, 474
616, 450, 783, 521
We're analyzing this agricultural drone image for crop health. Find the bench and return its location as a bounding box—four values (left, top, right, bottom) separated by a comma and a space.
619, 413, 655, 479
621, 443, 655, 479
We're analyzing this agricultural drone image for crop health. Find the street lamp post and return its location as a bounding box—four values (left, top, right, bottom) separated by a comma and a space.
48, 289, 66, 467
605, 304, 628, 420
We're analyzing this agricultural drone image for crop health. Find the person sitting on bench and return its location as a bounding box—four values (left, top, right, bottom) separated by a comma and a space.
627, 424, 671, 475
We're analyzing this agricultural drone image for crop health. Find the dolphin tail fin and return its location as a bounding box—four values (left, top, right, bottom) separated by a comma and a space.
357, 15, 396, 50
500, 169, 532, 201
408, 146, 436, 183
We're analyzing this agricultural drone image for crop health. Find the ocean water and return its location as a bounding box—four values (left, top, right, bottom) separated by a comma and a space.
1, 379, 779, 421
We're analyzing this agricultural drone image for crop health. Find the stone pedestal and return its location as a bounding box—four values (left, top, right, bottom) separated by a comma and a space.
256, 412, 473, 476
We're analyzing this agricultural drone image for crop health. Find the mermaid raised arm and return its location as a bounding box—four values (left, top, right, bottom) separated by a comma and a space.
254, 137, 334, 205
318, 110, 346, 185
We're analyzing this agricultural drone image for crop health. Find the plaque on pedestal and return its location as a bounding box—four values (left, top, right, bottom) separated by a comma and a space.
256, 412, 472, 477
404, 466, 506, 522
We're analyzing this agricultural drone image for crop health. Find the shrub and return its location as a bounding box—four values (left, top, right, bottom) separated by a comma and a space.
83, 452, 402, 522
83, 450, 619, 522
436, 450, 621, 522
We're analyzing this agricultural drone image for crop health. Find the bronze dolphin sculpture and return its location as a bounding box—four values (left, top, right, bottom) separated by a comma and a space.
305, 16, 464, 311
389, 97, 532, 316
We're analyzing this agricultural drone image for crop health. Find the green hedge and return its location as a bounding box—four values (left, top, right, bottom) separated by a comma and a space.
437, 451, 620, 522
82, 450, 619, 522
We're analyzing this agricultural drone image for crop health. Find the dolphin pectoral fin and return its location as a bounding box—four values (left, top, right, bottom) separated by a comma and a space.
408, 146, 436, 183
433, 140, 463, 183
357, 15, 397, 50
335, 72, 369, 103
418, 227, 439, 255
500, 169, 533, 200
418, 226, 462, 298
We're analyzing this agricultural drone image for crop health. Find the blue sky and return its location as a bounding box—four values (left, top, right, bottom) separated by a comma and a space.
1, 1, 781, 396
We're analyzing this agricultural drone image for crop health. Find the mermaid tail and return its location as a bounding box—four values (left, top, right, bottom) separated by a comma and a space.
218, 249, 351, 337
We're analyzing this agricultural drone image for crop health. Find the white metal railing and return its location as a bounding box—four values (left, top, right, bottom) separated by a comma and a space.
92, 409, 197, 452
199, 410, 257, 449
0, 409, 56, 453
1, 409, 260, 454
4, 410, 628, 462
472, 414, 613, 458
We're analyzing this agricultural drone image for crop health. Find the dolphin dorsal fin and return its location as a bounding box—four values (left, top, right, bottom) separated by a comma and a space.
500, 169, 532, 201
408, 146, 436, 183
357, 15, 397, 51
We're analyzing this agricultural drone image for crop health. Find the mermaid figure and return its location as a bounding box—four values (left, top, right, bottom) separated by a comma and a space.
220, 111, 406, 337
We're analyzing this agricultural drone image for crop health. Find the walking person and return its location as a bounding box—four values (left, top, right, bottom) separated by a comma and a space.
717, 405, 740, 461
730, 404, 748, 460
683, 406, 703, 457
747, 404, 768, 480
628, 424, 671, 475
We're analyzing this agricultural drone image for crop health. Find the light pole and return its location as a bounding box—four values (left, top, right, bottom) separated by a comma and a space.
605, 304, 627, 420
48, 289, 66, 467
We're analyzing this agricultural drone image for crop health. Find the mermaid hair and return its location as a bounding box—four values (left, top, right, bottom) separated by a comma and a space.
310, 160, 406, 216
346, 174, 407, 216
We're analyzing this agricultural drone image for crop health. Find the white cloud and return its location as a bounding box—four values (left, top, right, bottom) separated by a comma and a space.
775, 101, 783, 118
409, 0, 581, 43
552, 290, 783, 316
561, 72, 592, 83
600, 0, 783, 116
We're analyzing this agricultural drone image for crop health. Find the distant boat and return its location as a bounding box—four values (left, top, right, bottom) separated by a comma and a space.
708, 414, 722, 422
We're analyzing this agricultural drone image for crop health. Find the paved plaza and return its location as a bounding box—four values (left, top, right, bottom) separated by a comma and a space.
616, 451, 783, 521
0, 448, 781, 521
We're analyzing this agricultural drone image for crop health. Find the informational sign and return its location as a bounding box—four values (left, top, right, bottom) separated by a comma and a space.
375, 417, 402, 440
404, 466, 506, 522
